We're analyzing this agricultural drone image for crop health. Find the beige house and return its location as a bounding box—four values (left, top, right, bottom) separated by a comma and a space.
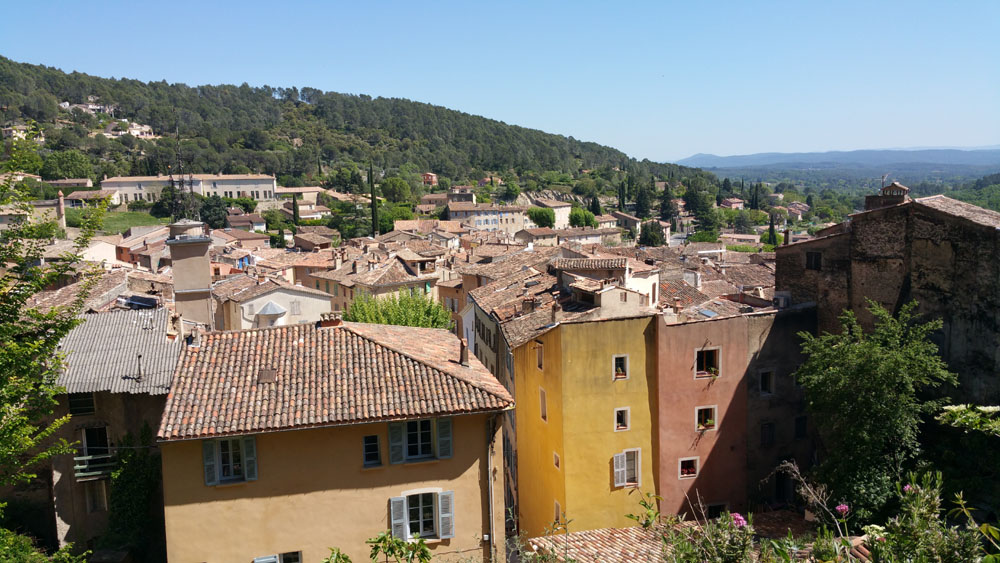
157, 321, 512, 563
212, 275, 333, 330
531, 198, 572, 229
311, 254, 439, 313
446, 203, 526, 235
102, 174, 277, 204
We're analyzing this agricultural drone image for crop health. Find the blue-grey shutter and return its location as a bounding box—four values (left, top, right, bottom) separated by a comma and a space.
202, 440, 217, 486
243, 436, 258, 481
389, 423, 405, 464
436, 418, 453, 459
438, 491, 455, 539
390, 496, 407, 539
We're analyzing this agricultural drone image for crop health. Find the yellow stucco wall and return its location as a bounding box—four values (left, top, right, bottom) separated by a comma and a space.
514, 316, 657, 537
161, 413, 504, 562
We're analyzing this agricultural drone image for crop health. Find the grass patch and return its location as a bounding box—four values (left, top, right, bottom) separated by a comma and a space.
66, 209, 170, 234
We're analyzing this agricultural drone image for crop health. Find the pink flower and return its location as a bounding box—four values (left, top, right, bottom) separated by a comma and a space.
903, 484, 913, 493
731, 513, 747, 528
835, 504, 849, 517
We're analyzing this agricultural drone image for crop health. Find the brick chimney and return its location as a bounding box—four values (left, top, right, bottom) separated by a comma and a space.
460, 338, 470, 366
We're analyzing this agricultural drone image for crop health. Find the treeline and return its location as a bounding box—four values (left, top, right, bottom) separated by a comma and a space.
0, 56, 707, 189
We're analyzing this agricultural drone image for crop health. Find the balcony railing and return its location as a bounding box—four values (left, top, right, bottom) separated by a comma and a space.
73, 453, 116, 480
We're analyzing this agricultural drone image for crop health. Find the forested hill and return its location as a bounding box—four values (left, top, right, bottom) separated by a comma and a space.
0, 56, 704, 185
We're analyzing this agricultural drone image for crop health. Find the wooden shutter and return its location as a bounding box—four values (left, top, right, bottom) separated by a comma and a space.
243, 436, 258, 481
389, 496, 407, 539
388, 423, 405, 464
634, 449, 642, 487
438, 491, 455, 539
436, 418, 453, 459
613, 452, 625, 487
202, 441, 217, 486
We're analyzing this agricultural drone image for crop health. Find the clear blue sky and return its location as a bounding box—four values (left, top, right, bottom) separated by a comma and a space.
3, 1, 998, 162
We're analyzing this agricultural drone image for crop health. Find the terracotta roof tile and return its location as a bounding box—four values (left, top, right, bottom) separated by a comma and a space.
158, 322, 513, 440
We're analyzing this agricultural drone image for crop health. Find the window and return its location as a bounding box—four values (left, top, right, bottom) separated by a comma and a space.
387, 418, 451, 464
554, 501, 561, 523
406, 420, 433, 459
68, 393, 96, 416
614, 408, 630, 431
254, 553, 301, 563
759, 370, 774, 395
761, 422, 776, 447
291, 301, 301, 315
696, 348, 720, 377
246, 303, 255, 317
707, 504, 728, 519
620, 292, 627, 302
202, 436, 258, 486
696, 406, 717, 431
613, 355, 629, 380
679, 457, 699, 479
539, 388, 547, 421
553, 452, 560, 469
795, 416, 808, 440
805, 251, 822, 271
363, 435, 381, 467
389, 491, 455, 540
613, 448, 641, 487
536, 341, 544, 370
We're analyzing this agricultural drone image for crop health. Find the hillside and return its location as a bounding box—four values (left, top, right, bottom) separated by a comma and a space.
0, 56, 705, 188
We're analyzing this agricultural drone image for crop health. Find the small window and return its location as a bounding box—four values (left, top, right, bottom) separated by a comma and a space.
805, 251, 822, 271
614, 408, 630, 431
405, 420, 433, 460
613, 449, 641, 487
613, 355, 629, 380
539, 388, 547, 422
707, 504, 728, 519
536, 341, 544, 370
679, 457, 698, 479
68, 393, 96, 416
218, 437, 245, 481
696, 348, 720, 377
291, 300, 301, 315
761, 422, 776, 447
696, 406, 717, 431
553, 452, 560, 469
795, 416, 808, 440
84, 479, 107, 513
363, 435, 381, 467
759, 370, 774, 395
620, 292, 627, 302
554, 501, 561, 523
280, 553, 302, 563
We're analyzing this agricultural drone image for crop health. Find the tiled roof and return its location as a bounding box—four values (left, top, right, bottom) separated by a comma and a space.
59, 308, 181, 395
659, 280, 712, 309
64, 189, 118, 200
455, 247, 560, 279
532, 198, 572, 208
275, 186, 322, 193
551, 257, 627, 270
158, 322, 514, 440
915, 195, 1000, 229
226, 214, 265, 226
700, 279, 739, 299
296, 225, 340, 237
27, 268, 129, 312
212, 275, 330, 303
294, 232, 334, 245
722, 264, 775, 288
518, 227, 557, 236
447, 202, 526, 212
681, 242, 725, 256
213, 228, 270, 240
529, 525, 667, 561
556, 227, 621, 238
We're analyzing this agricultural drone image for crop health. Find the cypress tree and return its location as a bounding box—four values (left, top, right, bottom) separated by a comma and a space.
292, 195, 300, 224
369, 161, 377, 235
589, 196, 602, 216
768, 213, 777, 245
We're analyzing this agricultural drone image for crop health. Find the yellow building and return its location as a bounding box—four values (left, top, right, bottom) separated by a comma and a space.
158, 321, 512, 562
511, 315, 658, 537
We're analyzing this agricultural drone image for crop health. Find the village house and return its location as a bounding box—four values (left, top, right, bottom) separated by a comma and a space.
514, 227, 559, 247
720, 197, 745, 210
422, 172, 438, 186
280, 199, 331, 220
611, 211, 642, 236
211, 274, 333, 330
446, 202, 527, 235
531, 198, 572, 229
554, 226, 622, 246
45, 178, 94, 189
63, 189, 121, 208
157, 321, 512, 562
102, 173, 278, 204
594, 214, 618, 229
225, 212, 267, 232
275, 185, 324, 204
311, 252, 440, 313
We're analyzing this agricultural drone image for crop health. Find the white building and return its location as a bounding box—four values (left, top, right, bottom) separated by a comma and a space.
102, 174, 277, 204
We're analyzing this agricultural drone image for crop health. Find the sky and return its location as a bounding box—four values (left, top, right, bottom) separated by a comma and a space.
2, 1, 998, 162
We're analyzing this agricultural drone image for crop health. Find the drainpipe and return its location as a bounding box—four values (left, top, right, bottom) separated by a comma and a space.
486, 413, 498, 561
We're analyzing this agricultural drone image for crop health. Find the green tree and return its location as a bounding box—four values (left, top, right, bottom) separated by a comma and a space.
589, 196, 602, 216
635, 186, 652, 218
638, 221, 665, 247
380, 177, 412, 203
200, 194, 228, 229
794, 301, 957, 522
501, 182, 521, 201
292, 195, 300, 225
732, 210, 753, 234
344, 293, 452, 329
40, 150, 92, 181
569, 207, 597, 228
766, 214, 778, 245
527, 207, 555, 228
659, 185, 678, 221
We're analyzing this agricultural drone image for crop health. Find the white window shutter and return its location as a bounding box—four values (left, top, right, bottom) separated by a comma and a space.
202, 440, 217, 486
436, 418, 453, 459
388, 423, 405, 464
613, 452, 625, 487
243, 436, 258, 481
389, 496, 407, 539
438, 491, 455, 539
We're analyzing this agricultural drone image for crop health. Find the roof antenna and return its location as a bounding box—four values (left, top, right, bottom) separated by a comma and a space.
136, 353, 143, 382
881, 173, 890, 189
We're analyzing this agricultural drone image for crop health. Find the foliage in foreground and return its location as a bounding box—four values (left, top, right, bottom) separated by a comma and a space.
793, 300, 956, 522
344, 293, 452, 330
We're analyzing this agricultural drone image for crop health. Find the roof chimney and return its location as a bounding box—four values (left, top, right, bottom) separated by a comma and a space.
460, 338, 470, 366
551, 302, 562, 324
783, 229, 790, 245
317, 312, 343, 328
673, 297, 683, 314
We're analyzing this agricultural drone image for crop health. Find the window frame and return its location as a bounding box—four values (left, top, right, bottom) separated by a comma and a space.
679, 456, 699, 479
614, 407, 630, 432
696, 405, 717, 432
536, 340, 544, 370
406, 492, 437, 539
553, 452, 560, 469
363, 434, 382, 467
217, 437, 246, 482
539, 387, 548, 422
805, 251, 822, 271
694, 347, 721, 379
404, 419, 434, 461
68, 392, 96, 416
760, 421, 776, 448
612, 354, 630, 380
759, 369, 775, 395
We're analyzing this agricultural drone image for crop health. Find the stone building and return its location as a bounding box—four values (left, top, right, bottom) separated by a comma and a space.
776, 183, 1000, 401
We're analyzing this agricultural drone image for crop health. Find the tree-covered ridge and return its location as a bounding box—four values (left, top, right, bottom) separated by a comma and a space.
0, 56, 705, 184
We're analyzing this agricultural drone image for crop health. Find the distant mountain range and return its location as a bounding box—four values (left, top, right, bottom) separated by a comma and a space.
676, 148, 1000, 169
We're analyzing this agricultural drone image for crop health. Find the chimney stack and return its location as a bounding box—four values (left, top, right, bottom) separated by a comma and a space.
460, 338, 470, 366
673, 297, 683, 314
551, 302, 562, 324
783, 229, 790, 245
317, 312, 343, 328
57, 191, 66, 230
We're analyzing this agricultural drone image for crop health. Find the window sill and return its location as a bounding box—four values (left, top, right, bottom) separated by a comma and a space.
678, 475, 698, 480
362, 463, 385, 471
401, 457, 440, 466
212, 480, 248, 489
